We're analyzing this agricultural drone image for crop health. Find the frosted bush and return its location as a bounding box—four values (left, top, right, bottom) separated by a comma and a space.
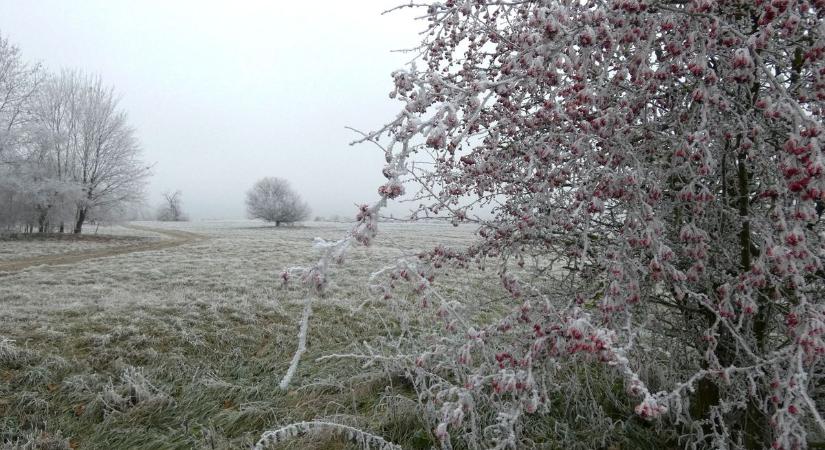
269, 1, 825, 449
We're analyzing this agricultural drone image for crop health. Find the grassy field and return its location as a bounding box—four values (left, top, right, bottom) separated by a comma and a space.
0, 220, 486, 449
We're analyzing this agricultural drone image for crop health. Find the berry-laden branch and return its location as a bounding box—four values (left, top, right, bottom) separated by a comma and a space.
266, 1, 825, 449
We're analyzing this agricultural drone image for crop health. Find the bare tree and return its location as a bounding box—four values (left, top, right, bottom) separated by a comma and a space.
0, 35, 146, 234
35, 71, 150, 233
156, 190, 188, 221
0, 33, 69, 233
245, 177, 309, 226
0, 34, 40, 162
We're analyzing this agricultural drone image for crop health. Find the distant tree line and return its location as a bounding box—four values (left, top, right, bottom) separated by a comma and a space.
0, 34, 150, 234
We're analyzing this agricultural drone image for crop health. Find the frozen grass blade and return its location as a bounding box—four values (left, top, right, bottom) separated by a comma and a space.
255, 420, 402, 450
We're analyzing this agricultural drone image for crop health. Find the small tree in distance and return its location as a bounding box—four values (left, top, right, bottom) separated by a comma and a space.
246, 177, 310, 226
156, 190, 188, 222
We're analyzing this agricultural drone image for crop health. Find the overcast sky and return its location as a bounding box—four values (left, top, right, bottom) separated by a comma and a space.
0, 1, 422, 220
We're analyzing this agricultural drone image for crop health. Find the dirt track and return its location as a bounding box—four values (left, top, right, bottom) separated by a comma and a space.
0, 225, 205, 273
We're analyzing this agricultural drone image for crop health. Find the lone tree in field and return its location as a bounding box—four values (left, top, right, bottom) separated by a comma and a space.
156, 190, 188, 222
246, 177, 310, 226
269, 1, 825, 450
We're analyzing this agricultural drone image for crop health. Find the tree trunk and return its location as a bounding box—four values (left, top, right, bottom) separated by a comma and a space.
739, 155, 769, 450
37, 207, 50, 233
689, 144, 768, 448
276, 221, 281, 227
691, 376, 720, 423
74, 208, 87, 234
733, 135, 768, 449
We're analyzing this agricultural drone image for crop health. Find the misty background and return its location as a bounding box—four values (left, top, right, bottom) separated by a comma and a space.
0, 0, 421, 220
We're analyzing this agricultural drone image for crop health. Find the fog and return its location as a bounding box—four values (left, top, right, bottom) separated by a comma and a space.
0, 0, 422, 220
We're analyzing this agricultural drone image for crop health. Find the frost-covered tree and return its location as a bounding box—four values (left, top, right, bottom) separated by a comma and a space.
0, 162, 81, 232
0, 33, 56, 232
0, 34, 39, 162
35, 71, 150, 233
0, 35, 146, 234
156, 190, 188, 222
246, 177, 310, 226
270, 1, 825, 449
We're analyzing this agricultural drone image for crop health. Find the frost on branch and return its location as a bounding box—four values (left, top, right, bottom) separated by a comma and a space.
277, 300, 312, 391
274, 131, 413, 391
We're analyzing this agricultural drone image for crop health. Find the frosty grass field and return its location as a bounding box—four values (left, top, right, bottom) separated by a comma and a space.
0, 220, 488, 449
0, 233, 155, 263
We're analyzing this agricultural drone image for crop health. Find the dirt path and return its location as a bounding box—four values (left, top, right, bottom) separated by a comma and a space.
0, 225, 206, 273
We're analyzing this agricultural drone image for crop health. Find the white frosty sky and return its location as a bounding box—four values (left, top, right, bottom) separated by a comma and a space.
0, 0, 422, 219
